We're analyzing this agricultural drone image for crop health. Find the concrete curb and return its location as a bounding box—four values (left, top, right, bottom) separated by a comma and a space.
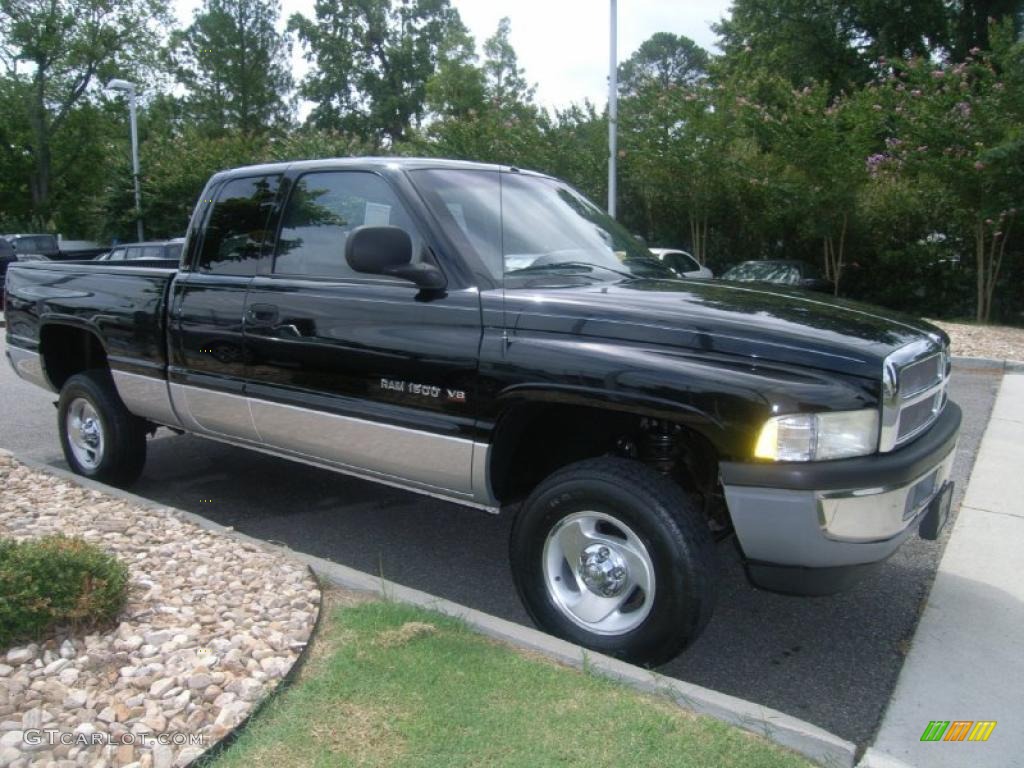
6, 452, 857, 768
952, 355, 1024, 372
855, 747, 918, 768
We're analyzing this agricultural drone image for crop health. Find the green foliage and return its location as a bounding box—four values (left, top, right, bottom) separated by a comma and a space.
482, 16, 535, 110
618, 32, 710, 96
1, 0, 1022, 324
290, 0, 465, 147
0, 0, 171, 223
168, 0, 294, 137
0, 535, 129, 648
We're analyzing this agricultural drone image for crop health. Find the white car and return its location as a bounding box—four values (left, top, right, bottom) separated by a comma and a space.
649, 248, 713, 279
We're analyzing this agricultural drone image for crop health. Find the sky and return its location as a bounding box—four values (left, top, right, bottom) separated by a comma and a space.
171, 0, 733, 112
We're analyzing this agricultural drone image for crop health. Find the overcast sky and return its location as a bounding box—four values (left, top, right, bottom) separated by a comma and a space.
172, 0, 733, 112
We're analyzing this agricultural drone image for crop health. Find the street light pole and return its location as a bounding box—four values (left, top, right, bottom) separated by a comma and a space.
607, 0, 618, 218
106, 79, 144, 242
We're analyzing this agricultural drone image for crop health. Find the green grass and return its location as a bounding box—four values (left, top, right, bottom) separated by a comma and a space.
210, 595, 814, 768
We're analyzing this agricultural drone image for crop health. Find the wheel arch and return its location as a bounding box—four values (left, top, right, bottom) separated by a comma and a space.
38, 322, 110, 391
487, 387, 728, 505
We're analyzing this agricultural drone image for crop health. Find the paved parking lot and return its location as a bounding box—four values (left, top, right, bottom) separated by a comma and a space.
0, 336, 1002, 745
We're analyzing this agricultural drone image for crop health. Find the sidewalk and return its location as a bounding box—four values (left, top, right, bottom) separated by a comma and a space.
866, 373, 1024, 768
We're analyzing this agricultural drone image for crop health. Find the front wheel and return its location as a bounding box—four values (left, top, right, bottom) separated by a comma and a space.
510, 457, 717, 666
58, 370, 147, 487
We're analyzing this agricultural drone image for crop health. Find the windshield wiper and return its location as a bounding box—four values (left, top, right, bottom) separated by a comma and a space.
506, 261, 633, 279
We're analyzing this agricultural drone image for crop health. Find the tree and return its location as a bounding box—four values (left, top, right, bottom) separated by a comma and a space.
425, 22, 486, 119
0, 0, 170, 224
291, 0, 465, 147
618, 33, 709, 97
482, 17, 534, 110
715, 0, 872, 94
169, 0, 294, 137
858, 27, 1023, 321
418, 15, 547, 167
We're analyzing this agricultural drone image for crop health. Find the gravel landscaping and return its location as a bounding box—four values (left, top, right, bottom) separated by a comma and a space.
0, 453, 320, 768
930, 320, 1024, 363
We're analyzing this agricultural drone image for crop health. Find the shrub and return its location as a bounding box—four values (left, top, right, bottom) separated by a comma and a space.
0, 535, 129, 649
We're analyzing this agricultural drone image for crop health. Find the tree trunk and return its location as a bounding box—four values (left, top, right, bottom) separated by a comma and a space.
834, 212, 847, 296
28, 68, 51, 220
975, 219, 986, 323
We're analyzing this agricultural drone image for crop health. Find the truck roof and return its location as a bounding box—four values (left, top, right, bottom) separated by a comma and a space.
211, 157, 549, 182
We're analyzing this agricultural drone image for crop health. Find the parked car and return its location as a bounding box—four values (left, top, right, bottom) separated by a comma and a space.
0, 238, 51, 309
649, 248, 713, 279
96, 239, 185, 262
721, 259, 834, 293
4, 158, 959, 664
1, 233, 60, 259
2, 233, 108, 261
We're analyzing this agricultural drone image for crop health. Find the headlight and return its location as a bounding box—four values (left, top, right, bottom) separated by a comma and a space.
754, 409, 879, 461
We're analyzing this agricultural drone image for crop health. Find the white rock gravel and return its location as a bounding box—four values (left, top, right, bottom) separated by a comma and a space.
0, 454, 320, 768
930, 319, 1024, 362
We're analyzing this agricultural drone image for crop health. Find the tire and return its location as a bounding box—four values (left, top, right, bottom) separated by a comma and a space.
58, 370, 147, 487
510, 456, 717, 666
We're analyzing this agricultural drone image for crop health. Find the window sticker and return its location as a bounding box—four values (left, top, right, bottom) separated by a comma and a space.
446, 203, 470, 236
364, 202, 392, 226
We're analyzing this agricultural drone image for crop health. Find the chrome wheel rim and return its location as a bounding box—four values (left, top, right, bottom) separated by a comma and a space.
542, 510, 656, 636
66, 397, 104, 470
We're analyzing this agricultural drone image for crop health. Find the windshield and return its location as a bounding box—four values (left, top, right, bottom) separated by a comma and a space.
15, 235, 57, 254
410, 169, 674, 283
722, 261, 801, 284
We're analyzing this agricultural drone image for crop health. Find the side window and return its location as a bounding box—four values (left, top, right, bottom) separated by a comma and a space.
665, 253, 698, 274
198, 175, 281, 275
140, 245, 165, 259
108, 248, 127, 262
273, 171, 421, 279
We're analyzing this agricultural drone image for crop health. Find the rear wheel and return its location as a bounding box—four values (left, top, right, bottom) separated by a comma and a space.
58, 370, 147, 487
510, 456, 717, 666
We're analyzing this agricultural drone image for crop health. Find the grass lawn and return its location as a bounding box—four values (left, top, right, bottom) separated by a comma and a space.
209, 592, 814, 768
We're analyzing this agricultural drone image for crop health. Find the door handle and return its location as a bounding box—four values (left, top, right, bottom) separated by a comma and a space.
246, 303, 279, 326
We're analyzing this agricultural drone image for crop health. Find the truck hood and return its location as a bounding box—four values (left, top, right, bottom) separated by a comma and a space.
502, 277, 947, 380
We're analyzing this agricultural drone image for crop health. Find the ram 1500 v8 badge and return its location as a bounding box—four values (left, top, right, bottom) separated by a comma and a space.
4, 158, 960, 664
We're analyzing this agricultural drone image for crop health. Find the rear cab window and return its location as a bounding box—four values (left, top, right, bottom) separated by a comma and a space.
196, 175, 282, 275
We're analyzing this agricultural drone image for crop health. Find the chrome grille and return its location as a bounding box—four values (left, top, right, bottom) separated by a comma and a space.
880, 339, 950, 452
898, 391, 943, 442
899, 354, 942, 396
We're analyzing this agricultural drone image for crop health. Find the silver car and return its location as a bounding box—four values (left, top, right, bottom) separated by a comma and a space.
649, 248, 713, 279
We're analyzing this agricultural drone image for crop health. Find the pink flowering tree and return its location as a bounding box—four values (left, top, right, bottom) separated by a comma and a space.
858, 26, 1023, 321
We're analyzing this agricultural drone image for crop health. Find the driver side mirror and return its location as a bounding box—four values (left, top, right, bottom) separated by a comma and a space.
345, 225, 447, 291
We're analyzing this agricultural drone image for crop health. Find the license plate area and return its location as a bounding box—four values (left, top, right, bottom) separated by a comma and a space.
919, 481, 954, 541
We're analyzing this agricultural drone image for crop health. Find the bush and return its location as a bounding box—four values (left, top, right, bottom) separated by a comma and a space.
0, 535, 129, 648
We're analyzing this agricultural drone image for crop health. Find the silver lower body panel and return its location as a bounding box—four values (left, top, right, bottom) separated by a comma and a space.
112, 370, 183, 429
142, 378, 496, 510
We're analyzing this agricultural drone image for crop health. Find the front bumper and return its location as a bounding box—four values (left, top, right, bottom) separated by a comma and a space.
719, 402, 961, 595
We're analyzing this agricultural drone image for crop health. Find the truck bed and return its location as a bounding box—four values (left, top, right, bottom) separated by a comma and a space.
4, 259, 179, 382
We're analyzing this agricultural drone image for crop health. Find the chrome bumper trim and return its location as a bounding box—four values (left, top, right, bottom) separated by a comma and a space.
817, 445, 956, 542
6, 346, 54, 392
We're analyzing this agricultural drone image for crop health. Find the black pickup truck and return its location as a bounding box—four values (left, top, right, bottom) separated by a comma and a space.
4, 158, 960, 664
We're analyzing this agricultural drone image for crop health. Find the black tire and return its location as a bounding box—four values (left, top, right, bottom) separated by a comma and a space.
510, 456, 717, 666
58, 370, 147, 487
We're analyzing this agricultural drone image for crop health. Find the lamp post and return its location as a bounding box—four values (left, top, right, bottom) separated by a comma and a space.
106, 79, 144, 242
608, 0, 618, 218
